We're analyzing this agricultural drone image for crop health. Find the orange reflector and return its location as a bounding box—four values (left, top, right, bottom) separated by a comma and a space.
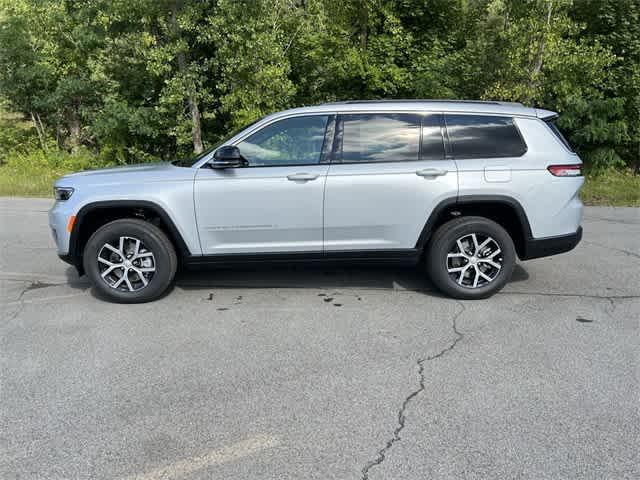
66, 215, 76, 233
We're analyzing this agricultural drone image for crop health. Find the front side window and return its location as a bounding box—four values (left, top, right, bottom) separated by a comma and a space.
338, 113, 421, 163
445, 114, 527, 158
237, 115, 329, 166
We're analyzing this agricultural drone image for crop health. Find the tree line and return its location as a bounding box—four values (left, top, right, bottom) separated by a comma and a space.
0, 0, 638, 170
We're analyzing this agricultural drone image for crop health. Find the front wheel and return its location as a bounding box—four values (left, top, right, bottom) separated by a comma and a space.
83, 219, 177, 303
426, 216, 516, 300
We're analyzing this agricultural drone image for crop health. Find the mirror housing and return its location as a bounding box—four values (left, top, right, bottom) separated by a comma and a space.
210, 145, 245, 168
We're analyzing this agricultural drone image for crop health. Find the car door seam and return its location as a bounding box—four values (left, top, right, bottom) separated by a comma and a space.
321, 164, 330, 254
192, 169, 205, 255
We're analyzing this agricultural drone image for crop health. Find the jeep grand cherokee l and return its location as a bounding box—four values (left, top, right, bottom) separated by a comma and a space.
49, 100, 583, 302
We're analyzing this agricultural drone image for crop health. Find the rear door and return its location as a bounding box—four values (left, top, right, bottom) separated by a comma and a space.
323, 112, 458, 252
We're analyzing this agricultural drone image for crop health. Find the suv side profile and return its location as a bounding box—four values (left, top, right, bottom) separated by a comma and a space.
49, 100, 583, 303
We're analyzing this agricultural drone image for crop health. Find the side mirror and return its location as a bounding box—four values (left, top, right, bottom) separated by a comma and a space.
210, 145, 245, 168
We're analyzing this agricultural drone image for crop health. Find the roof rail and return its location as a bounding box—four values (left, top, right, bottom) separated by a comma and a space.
321, 99, 524, 107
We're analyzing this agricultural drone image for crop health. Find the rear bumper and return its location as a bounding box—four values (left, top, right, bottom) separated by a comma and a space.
521, 226, 582, 260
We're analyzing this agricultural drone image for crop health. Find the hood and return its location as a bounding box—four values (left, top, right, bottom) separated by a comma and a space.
55, 161, 196, 188
62, 161, 174, 178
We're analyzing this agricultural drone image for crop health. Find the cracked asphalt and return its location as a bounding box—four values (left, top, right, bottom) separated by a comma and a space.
1, 198, 638, 480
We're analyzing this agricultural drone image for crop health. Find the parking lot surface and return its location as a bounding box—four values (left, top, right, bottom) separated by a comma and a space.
1, 197, 638, 480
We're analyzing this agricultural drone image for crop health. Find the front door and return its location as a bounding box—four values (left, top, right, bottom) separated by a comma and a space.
323, 112, 458, 251
194, 114, 332, 255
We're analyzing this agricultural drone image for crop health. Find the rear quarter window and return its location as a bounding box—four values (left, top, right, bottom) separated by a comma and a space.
445, 114, 527, 158
545, 120, 574, 152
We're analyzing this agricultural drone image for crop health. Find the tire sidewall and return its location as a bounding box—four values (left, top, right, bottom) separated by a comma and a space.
83, 220, 176, 303
428, 218, 515, 299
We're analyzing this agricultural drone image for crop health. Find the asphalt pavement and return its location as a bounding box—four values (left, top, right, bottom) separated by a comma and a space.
1, 197, 638, 480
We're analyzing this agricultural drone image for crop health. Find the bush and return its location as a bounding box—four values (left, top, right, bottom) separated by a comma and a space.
0, 111, 40, 165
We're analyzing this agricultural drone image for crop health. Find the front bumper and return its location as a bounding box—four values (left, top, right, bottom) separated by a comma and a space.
521, 226, 583, 260
49, 200, 74, 254
50, 200, 86, 275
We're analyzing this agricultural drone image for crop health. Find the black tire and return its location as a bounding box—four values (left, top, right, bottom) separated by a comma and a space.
83, 219, 177, 303
426, 216, 516, 300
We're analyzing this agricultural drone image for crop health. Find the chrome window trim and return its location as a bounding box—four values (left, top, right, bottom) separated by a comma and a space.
194, 109, 535, 169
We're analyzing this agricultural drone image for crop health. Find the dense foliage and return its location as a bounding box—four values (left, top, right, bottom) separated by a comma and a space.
0, 0, 638, 170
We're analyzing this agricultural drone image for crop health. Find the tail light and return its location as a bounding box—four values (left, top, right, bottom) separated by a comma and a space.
547, 164, 582, 177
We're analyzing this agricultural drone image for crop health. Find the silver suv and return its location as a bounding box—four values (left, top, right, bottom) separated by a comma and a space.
49, 100, 583, 302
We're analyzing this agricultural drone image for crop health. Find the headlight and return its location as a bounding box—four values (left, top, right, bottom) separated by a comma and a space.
54, 187, 74, 201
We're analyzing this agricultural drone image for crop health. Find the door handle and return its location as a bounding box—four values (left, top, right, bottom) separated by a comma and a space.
416, 168, 448, 177
287, 173, 319, 181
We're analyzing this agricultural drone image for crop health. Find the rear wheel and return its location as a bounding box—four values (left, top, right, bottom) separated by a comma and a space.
426, 216, 515, 299
83, 219, 177, 303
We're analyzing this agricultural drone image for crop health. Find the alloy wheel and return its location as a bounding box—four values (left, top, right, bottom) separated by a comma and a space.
97, 236, 156, 292
446, 233, 503, 288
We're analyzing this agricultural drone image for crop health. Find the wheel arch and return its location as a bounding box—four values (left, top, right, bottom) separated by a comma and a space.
416, 195, 533, 259
69, 200, 191, 273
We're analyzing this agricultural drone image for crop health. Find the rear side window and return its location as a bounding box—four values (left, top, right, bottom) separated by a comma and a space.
338, 113, 421, 163
545, 120, 574, 152
445, 114, 527, 158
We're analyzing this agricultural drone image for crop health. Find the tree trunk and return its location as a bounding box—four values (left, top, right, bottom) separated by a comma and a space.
30, 112, 47, 152
68, 111, 81, 152
526, 0, 553, 103
177, 49, 204, 155
189, 98, 203, 154
56, 121, 63, 150
171, 3, 204, 154
358, 0, 369, 97
359, 0, 368, 51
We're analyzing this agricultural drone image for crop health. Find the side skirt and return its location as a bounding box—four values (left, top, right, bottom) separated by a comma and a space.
183, 249, 422, 269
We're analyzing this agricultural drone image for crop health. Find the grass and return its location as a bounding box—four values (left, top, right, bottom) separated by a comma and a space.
0, 165, 60, 197
0, 148, 115, 198
1, 160, 638, 206
581, 169, 640, 207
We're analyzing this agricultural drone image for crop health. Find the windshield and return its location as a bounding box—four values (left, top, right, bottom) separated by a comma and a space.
172, 118, 263, 167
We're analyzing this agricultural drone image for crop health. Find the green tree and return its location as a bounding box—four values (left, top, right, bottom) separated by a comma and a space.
203, 0, 297, 131
572, 0, 640, 170
0, 0, 637, 170
460, 0, 629, 168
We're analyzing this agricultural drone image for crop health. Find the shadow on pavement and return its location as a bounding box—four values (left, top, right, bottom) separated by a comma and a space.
74, 261, 529, 301
175, 263, 530, 293
64, 267, 91, 289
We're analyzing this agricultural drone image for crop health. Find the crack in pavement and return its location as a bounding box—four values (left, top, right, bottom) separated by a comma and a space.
360, 301, 466, 480
3, 282, 31, 323
1, 280, 83, 320
500, 292, 637, 320
582, 240, 640, 259
357, 289, 635, 480
499, 291, 639, 301
583, 215, 639, 226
